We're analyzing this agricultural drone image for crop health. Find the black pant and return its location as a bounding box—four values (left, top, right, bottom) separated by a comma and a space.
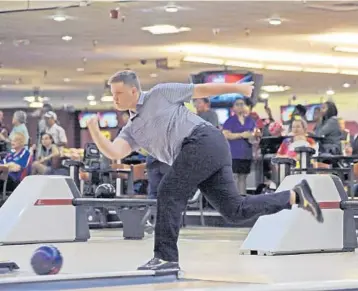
154, 124, 292, 262
146, 156, 171, 199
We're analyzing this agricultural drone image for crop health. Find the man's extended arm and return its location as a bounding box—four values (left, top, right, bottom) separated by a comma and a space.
158, 82, 254, 104
88, 120, 132, 160
193, 82, 254, 99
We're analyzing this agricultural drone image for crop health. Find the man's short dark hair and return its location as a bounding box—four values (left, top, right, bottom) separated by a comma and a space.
108, 70, 141, 91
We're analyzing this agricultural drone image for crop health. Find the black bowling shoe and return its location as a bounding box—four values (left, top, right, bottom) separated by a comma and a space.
137, 258, 180, 271
293, 179, 324, 223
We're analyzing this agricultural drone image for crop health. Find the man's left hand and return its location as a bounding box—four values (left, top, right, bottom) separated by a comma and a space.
87, 115, 100, 133
238, 81, 254, 97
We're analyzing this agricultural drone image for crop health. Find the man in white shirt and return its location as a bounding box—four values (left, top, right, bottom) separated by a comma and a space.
44, 111, 67, 147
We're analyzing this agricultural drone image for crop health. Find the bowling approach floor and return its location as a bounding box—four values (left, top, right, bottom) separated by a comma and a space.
1, 228, 358, 291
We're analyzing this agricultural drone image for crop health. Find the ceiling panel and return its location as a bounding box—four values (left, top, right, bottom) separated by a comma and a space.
0, 1, 357, 109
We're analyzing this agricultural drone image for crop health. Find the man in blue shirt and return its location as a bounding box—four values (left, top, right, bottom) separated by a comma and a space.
87, 70, 323, 271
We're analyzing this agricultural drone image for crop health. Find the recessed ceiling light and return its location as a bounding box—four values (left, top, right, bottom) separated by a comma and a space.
268, 17, 282, 26
62, 35, 72, 41
89, 100, 97, 106
260, 92, 270, 99
165, 4, 179, 13
76, 67, 84, 72
53, 14, 67, 22
150, 73, 158, 78
141, 25, 191, 35
326, 89, 335, 95
343, 83, 350, 88
87, 94, 95, 101
63, 78, 71, 82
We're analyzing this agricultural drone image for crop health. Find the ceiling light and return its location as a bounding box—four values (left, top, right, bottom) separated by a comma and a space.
141, 25, 191, 35
164, 44, 358, 68
165, 5, 179, 13
23, 96, 35, 102
87, 94, 95, 101
260, 92, 270, 99
334, 46, 358, 54
340, 69, 358, 75
62, 35, 72, 41
268, 18, 282, 26
89, 100, 97, 106
343, 83, 350, 88
311, 33, 358, 45
225, 60, 264, 69
53, 14, 67, 22
266, 65, 303, 72
63, 78, 71, 82
303, 67, 339, 74
262, 85, 291, 93
326, 89, 335, 95
150, 73, 158, 78
76, 67, 84, 72
29, 102, 44, 108
101, 95, 113, 102
183, 56, 224, 65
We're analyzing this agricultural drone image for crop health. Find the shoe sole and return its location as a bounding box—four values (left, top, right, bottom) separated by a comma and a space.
301, 179, 324, 223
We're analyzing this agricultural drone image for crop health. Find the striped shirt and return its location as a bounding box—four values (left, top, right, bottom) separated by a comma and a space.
117, 83, 210, 165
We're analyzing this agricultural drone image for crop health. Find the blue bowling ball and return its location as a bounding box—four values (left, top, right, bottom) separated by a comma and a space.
31, 246, 63, 275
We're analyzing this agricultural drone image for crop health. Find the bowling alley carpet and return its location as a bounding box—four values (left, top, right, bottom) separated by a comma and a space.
1, 227, 358, 290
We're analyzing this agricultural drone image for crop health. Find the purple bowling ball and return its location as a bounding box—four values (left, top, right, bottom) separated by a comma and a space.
31, 246, 63, 275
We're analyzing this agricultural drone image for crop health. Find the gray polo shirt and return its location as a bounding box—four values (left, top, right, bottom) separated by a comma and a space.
198, 110, 219, 127
117, 83, 209, 165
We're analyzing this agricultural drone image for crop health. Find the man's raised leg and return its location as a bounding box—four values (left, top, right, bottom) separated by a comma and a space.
198, 166, 323, 224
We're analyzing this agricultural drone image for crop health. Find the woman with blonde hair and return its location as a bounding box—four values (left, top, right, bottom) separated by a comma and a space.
0, 132, 31, 191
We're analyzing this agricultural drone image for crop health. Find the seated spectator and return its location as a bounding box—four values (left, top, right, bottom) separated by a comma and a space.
277, 119, 318, 161
0, 132, 31, 191
9, 111, 29, 148
314, 101, 341, 154
31, 133, 60, 175
44, 111, 67, 150
222, 98, 256, 195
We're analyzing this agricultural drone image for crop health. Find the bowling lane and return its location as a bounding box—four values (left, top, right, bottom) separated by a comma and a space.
2, 227, 358, 291
1, 279, 242, 291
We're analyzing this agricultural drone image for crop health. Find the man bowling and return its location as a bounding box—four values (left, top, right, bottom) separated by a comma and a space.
86, 70, 323, 271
